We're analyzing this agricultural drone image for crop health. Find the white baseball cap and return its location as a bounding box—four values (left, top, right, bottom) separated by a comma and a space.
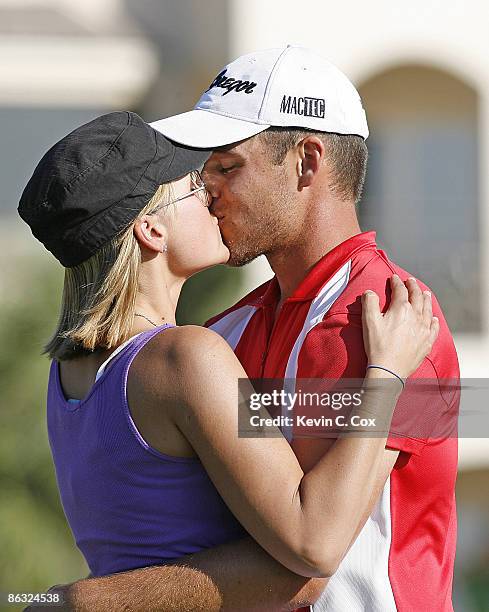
150, 44, 368, 148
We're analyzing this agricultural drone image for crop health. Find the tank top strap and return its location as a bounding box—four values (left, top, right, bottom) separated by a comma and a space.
103, 323, 175, 378
96, 324, 174, 381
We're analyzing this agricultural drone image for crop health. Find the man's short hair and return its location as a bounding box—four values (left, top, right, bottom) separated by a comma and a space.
259, 127, 368, 204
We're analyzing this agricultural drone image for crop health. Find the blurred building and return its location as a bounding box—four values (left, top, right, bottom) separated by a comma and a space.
0, 0, 159, 217
0, 0, 231, 296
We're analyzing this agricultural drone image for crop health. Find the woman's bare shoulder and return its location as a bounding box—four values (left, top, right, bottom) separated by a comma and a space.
151, 324, 233, 357
134, 325, 239, 390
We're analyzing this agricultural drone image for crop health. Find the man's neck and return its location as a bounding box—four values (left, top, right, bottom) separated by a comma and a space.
268, 216, 361, 308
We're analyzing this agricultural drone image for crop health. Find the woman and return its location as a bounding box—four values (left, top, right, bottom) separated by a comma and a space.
19, 111, 437, 580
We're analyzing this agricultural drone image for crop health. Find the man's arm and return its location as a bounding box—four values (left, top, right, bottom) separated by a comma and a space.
53, 538, 327, 612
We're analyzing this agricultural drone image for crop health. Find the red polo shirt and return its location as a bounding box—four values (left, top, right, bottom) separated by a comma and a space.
206, 232, 459, 612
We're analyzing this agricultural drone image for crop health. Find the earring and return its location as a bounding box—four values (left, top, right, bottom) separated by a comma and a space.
161, 244, 168, 253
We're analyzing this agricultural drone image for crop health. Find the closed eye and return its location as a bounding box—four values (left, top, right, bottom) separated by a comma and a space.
220, 165, 236, 174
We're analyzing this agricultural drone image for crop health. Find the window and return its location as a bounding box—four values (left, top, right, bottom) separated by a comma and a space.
359, 66, 480, 332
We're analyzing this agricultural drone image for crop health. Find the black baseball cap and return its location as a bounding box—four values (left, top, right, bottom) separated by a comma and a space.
18, 111, 211, 267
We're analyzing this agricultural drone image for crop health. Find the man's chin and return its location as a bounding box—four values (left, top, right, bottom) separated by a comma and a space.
226, 251, 261, 268
221, 234, 264, 267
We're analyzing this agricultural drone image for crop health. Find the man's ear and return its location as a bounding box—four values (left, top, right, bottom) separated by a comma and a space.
133, 215, 168, 254
296, 136, 325, 190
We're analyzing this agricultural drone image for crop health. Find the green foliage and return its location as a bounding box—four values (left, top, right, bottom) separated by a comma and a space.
176, 265, 244, 325
0, 257, 88, 594
0, 254, 244, 595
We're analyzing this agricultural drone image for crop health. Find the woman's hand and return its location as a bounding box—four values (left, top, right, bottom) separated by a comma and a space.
361, 275, 439, 380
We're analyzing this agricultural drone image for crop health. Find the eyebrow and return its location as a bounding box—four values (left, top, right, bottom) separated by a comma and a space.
210, 149, 245, 163
214, 144, 239, 154
213, 135, 251, 153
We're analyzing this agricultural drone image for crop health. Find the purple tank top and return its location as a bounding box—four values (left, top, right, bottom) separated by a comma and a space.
47, 325, 246, 577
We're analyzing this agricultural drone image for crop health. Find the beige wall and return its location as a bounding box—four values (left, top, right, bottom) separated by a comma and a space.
360, 65, 477, 120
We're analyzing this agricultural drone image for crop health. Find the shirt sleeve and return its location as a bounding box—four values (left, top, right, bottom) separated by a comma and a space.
296, 312, 454, 456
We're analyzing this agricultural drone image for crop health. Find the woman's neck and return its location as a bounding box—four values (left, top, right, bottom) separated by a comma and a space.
132, 262, 185, 331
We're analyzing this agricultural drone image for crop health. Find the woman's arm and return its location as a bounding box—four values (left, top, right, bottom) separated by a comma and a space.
145, 276, 437, 578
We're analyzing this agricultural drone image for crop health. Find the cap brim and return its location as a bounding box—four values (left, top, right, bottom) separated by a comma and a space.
151, 110, 270, 149
164, 141, 211, 183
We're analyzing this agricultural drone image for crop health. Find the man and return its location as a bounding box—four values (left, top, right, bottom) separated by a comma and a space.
40, 46, 459, 611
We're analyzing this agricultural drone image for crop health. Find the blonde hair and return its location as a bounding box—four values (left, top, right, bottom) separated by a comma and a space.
45, 184, 173, 361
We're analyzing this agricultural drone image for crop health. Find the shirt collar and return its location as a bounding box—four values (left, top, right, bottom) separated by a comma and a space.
249, 231, 377, 306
